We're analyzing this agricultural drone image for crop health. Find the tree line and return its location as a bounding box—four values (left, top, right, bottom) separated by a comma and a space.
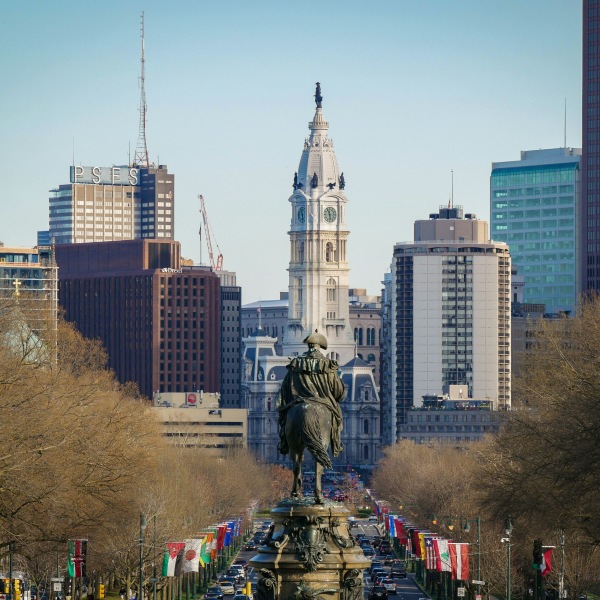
0, 295, 286, 591
371, 295, 600, 599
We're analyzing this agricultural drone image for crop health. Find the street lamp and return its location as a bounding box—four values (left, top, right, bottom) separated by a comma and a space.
503, 516, 513, 600
463, 517, 481, 597
140, 514, 147, 600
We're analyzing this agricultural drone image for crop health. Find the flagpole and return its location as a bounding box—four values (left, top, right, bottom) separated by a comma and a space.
140, 514, 147, 600
558, 530, 565, 600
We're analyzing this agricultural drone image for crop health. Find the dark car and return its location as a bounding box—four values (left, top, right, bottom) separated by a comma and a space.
244, 542, 257, 551
363, 547, 375, 557
383, 554, 396, 565
370, 569, 386, 582
368, 586, 388, 600
206, 587, 224, 600
391, 561, 407, 578
369, 561, 383, 574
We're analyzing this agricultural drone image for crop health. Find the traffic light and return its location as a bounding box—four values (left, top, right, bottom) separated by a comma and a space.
13, 579, 21, 600
1, 579, 9, 594
98, 585, 105, 599
533, 538, 543, 568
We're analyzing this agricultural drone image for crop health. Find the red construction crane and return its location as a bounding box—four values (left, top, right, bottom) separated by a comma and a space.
198, 194, 223, 271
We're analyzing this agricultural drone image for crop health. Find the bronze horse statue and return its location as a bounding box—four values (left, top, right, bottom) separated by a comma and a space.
278, 331, 345, 504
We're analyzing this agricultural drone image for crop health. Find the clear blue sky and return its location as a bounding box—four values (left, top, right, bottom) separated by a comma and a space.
1, 1, 582, 303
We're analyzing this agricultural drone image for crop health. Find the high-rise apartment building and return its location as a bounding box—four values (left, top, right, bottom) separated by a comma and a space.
490, 148, 581, 315
48, 165, 174, 244
381, 206, 511, 442
583, 0, 600, 290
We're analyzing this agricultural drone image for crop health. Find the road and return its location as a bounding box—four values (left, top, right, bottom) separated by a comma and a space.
226, 518, 429, 600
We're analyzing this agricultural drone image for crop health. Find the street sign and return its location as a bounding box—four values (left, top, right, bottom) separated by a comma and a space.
457, 588, 466, 597
476, 595, 482, 600
472, 580, 486, 586
53, 585, 61, 593
51, 579, 64, 583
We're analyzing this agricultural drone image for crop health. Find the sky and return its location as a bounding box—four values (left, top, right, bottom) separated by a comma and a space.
1, 1, 582, 304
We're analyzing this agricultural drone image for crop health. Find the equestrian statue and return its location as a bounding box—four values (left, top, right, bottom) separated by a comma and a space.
277, 331, 345, 504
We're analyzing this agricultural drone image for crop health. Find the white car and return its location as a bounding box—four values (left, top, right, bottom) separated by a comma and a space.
218, 581, 235, 595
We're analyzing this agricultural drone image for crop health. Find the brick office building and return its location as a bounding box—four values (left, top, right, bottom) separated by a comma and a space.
56, 239, 221, 398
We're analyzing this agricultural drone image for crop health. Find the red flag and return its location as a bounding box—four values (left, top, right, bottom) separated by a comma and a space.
541, 548, 553, 577
216, 525, 227, 550
449, 543, 469, 581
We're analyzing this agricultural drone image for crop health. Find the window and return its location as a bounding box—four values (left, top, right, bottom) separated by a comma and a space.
354, 327, 363, 345
327, 278, 337, 301
325, 242, 334, 262
363, 419, 369, 434
297, 241, 304, 263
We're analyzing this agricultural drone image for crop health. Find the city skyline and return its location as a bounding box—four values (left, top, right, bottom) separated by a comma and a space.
1, 1, 582, 303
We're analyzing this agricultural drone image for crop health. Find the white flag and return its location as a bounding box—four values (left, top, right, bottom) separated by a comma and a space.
182, 538, 202, 573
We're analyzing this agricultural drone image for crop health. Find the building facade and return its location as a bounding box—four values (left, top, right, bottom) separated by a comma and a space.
48, 164, 174, 244
240, 86, 381, 469
396, 386, 503, 445
583, 0, 600, 291
282, 85, 355, 364
382, 206, 511, 441
151, 392, 247, 454
219, 274, 242, 407
56, 239, 221, 399
490, 148, 581, 315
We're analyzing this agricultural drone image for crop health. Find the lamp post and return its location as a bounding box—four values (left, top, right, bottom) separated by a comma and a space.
464, 517, 481, 598
153, 516, 157, 600
140, 514, 147, 600
504, 516, 513, 600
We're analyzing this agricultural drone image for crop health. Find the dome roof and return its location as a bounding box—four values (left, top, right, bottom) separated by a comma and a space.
295, 84, 345, 197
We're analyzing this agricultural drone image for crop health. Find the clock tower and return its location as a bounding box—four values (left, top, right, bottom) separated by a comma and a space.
282, 83, 355, 364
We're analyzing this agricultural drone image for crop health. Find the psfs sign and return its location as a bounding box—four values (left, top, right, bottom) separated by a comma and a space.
70, 165, 139, 185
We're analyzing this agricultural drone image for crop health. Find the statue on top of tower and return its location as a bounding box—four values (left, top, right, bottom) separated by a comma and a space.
293, 172, 298, 190
315, 82, 323, 108
339, 172, 345, 190
311, 172, 319, 189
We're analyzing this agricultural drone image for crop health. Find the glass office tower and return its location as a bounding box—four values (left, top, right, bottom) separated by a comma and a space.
490, 148, 581, 315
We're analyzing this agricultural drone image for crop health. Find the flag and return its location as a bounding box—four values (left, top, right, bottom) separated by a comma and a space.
418, 532, 428, 561
162, 542, 185, 577
541, 548, 553, 577
449, 543, 469, 581
67, 540, 87, 578
425, 537, 436, 570
433, 539, 452, 573
388, 515, 395, 537
182, 539, 202, 574
216, 525, 227, 550
411, 530, 421, 557
200, 532, 213, 566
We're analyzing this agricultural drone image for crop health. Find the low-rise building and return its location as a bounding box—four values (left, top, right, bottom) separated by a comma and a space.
151, 392, 247, 453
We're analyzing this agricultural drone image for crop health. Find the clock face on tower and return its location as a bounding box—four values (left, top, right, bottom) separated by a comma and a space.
324, 206, 337, 223
297, 206, 306, 223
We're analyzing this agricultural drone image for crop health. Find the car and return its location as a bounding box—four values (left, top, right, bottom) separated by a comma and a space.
244, 542, 257, 551
226, 569, 244, 583
206, 587, 224, 600
368, 586, 388, 600
390, 561, 407, 578
363, 547, 375, 557
370, 569, 386, 582
369, 560, 383, 573
368, 515, 379, 523
381, 579, 396, 594
204, 594, 220, 600
234, 559, 248, 570
233, 592, 250, 600
218, 578, 236, 595
383, 554, 396, 565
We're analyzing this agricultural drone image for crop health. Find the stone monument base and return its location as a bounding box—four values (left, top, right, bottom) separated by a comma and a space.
249, 499, 370, 600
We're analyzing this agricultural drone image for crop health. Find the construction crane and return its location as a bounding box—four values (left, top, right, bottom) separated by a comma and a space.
198, 194, 224, 271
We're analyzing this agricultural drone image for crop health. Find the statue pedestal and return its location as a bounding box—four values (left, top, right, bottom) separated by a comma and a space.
250, 499, 370, 600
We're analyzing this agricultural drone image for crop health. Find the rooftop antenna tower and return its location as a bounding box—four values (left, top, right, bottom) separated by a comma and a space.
133, 12, 150, 167
564, 98, 567, 149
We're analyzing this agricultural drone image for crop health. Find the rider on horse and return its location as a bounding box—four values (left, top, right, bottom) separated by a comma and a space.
277, 330, 345, 458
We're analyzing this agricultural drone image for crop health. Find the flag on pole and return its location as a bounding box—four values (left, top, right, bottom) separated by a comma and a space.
425, 537, 437, 570
433, 539, 452, 573
182, 539, 202, 573
449, 543, 469, 581
200, 532, 213, 566
67, 540, 88, 578
162, 542, 185, 577
541, 548, 553, 577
